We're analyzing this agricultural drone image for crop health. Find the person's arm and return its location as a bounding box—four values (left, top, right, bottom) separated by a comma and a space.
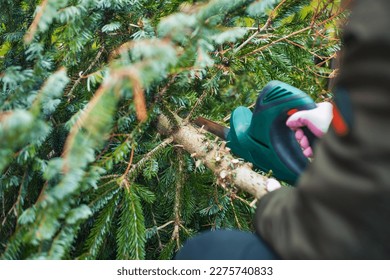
255, 0, 390, 259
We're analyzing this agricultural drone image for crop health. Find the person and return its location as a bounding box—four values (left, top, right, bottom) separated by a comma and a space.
175, 0, 390, 259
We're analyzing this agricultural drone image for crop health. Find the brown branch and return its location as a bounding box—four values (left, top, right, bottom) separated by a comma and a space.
66, 46, 105, 100
230, 199, 242, 229
310, 0, 335, 27
109, 42, 135, 61
153, 74, 178, 103
234, 0, 288, 53
157, 220, 175, 231
62, 66, 148, 172
0, 111, 13, 122
111, 67, 148, 122
231, 192, 256, 208
35, 182, 48, 204
62, 80, 110, 172
157, 114, 270, 199
284, 39, 327, 59
1, 172, 26, 226
150, 210, 166, 250
171, 149, 183, 248
184, 90, 209, 122
126, 69, 147, 122
122, 146, 135, 178
24, 0, 49, 44
125, 137, 174, 181
242, 8, 345, 58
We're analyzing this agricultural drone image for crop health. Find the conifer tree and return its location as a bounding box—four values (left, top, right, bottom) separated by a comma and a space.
0, 0, 344, 259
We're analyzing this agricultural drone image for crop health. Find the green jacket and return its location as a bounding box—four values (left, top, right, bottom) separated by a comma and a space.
255, 0, 390, 259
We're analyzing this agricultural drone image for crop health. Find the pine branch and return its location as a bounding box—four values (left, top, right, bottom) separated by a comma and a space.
184, 90, 209, 122
230, 199, 242, 229
124, 137, 174, 182
242, 7, 345, 58
117, 186, 146, 260
82, 192, 120, 260
157, 113, 269, 199
66, 46, 105, 100
234, 0, 288, 53
1, 0, 343, 260
24, 0, 49, 44
1, 171, 25, 227
150, 209, 167, 250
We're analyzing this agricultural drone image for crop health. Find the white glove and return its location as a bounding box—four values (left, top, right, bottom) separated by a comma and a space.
266, 178, 281, 192
286, 102, 333, 157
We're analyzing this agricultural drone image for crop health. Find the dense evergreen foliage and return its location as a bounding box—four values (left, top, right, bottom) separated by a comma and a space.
0, 0, 343, 259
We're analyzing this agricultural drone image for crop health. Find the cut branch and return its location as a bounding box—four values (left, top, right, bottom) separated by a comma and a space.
157, 114, 269, 199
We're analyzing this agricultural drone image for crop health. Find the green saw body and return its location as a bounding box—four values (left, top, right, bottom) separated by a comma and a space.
197, 81, 317, 184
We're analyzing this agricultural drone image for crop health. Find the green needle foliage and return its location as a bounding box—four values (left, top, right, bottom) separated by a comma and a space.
0, 0, 344, 259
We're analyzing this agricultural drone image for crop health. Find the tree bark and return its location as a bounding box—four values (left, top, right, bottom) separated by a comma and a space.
157, 114, 270, 199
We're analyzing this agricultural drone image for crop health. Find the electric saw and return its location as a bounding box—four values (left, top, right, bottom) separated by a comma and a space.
195, 80, 318, 184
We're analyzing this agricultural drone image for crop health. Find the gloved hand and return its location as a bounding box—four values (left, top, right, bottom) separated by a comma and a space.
286, 102, 333, 158
266, 178, 281, 192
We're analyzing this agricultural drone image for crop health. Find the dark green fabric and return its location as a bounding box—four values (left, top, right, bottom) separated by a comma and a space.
255, 0, 390, 259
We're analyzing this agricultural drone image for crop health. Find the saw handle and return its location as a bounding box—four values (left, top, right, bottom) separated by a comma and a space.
270, 106, 318, 178
301, 126, 318, 151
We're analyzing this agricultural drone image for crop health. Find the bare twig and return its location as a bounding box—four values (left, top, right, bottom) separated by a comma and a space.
284, 39, 327, 59
156, 220, 175, 231
66, 46, 105, 99
171, 150, 184, 249
242, 8, 345, 58
234, 30, 260, 54
232, 193, 256, 208
122, 146, 135, 178
1, 172, 26, 226
234, 0, 288, 53
150, 210, 165, 250
153, 74, 178, 103
184, 90, 209, 122
230, 199, 242, 229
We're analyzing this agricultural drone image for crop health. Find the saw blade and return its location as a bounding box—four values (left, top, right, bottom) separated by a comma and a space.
194, 117, 230, 140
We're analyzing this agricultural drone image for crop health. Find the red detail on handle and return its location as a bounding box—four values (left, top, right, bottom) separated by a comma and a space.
332, 103, 349, 136
287, 108, 298, 116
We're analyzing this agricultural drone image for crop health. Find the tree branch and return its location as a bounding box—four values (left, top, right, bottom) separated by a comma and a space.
242, 8, 345, 58
234, 0, 288, 53
157, 114, 269, 199
24, 0, 49, 44
66, 46, 105, 100
171, 149, 183, 248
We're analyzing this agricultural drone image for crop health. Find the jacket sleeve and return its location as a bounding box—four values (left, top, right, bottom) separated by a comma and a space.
254, 0, 390, 259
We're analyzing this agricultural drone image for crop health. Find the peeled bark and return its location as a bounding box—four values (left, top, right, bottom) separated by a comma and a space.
157, 114, 270, 199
